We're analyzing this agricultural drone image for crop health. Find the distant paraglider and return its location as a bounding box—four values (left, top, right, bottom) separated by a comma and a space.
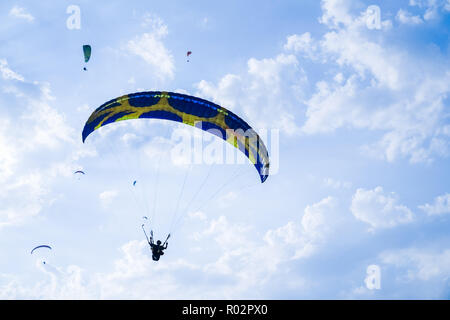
186, 50, 192, 62
83, 45, 91, 71
31, 245, 52, 264
31, 245, 52, 255
74, 170, 85, 180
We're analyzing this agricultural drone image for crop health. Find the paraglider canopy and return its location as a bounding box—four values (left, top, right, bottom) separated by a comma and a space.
31, 245, 52, 255
83, 45, 91, 71
81, 91, 270, 182
74, 170, 85, 181
83, 45, 91, 63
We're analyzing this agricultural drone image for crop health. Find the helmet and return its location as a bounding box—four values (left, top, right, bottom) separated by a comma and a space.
157, 240, 161, 245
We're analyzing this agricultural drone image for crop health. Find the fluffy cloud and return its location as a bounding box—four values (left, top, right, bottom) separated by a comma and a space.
319, 0, 355, 27
0, 62, 93, 229
419, 193, 450, 215
0, 197, 339, 299
0, 59, 25, 82
350, 187, 414, 230
265, 196, 339, 259
295, 0, 450, 164
126, 15, 174, 80
0, 172, 47, 228
408, 0, 450, 20
195, 0, 450, 165
284, 33, 319, 60
0, 263, 96, 299
9, 6, 34, 23
380, 248, 450, 281
196, 54, 307, 135
396, 9, 423, 25
0, 214, 304, 299
323, 177, 352, 189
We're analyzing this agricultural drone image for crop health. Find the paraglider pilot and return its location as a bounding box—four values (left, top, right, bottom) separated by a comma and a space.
149, 238, 168, 261
142, 224, 169, 261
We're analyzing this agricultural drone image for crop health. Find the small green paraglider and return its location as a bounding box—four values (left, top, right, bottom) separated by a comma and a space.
83, 45, 91, 71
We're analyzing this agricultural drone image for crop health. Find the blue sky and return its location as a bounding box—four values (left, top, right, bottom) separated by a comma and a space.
1, 0, 450, 299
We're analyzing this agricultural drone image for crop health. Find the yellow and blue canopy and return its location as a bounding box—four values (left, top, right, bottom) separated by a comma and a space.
82, 91, 270, 182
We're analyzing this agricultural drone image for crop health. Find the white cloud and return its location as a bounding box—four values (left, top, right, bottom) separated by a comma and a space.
380, 248, 450, 281
0, 59, 25, 82
0, 76, 87, 229
120, 132, 138, 145
419, 193, 450, 215
99, 190, 119, 208
191, 198, 339, 295
196, 215, 297, 295
0, 196, 359, 299
21, 86, 75, 150
396, 9, 423, 24
350, 187, 414, 230
284, 33, 319, 60
0, 171, 48, 228
196, 54, 307, 135
295, 1, 450, 164
126, 16, 174, 80
9, 6, 34, 22
140, 13, 166, 32
323, 177, 352, 189
0, 223, 299, 299
265, 196, 339, 259
0, 263, 96, 299
188, 210, 207, 221
319, 30, 401, 90
301, 196, 339, 241
319, 0, 354, 27
408, 0, 450, 20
